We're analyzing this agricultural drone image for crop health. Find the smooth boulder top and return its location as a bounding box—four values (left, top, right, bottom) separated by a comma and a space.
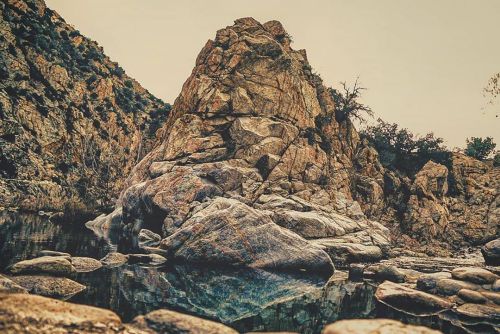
0, 293, 122, 333
451, 267, 499, 285
131, 309, 238, 334
323, 319, 442, 334
10, 275, 86, 299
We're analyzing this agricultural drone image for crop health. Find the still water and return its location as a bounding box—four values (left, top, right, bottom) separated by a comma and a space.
0, 211, 377, 333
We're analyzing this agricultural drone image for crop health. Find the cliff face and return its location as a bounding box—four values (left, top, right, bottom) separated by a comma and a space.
0, 0, 170, 212
94, 18, 391, 275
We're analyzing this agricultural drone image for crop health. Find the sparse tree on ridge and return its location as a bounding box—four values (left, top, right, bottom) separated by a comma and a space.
465, 137, 496, 160
330, 78, 374, 123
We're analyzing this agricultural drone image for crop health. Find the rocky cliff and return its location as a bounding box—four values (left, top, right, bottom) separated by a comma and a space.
353, 145, 499, 255
93, 17, 500, 271
0, 0, 170, 213
92, 17, 392, 275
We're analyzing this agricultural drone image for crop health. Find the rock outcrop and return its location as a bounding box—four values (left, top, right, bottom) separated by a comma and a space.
0, 0, 170, 212
356, 150, 499, 254
104, 17, 390, 274
402, 155, 499, 249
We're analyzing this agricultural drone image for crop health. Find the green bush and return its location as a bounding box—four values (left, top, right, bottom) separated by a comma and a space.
361, 118, 446, 173
493, 152, 500, 167
464, 137, 496, 160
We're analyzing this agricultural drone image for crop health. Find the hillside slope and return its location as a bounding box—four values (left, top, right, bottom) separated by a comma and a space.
0, 0, 170, 213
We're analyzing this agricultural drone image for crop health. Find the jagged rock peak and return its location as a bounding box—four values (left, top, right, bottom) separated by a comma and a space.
168, 17, 335, 132
102, 18, 389, 276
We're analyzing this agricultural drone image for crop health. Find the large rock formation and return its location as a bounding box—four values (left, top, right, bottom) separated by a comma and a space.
100, 17, 389, 274
355, 150, 499, 254
0, 0, 170, 212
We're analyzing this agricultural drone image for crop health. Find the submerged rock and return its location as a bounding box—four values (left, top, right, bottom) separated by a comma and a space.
8, 256, 76, 276
323, 319, 442, 334
131, 309, 238, 334
10, 275, 86, 299
0, 293, 122, 333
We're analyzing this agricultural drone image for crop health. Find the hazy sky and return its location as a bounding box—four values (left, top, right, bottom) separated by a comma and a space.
45, 0, 499, 148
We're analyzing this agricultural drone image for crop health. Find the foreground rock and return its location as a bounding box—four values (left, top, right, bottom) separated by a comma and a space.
323, 319, 442, 334
131, 309, 238, 334
0, 293, 123, 333
0, 293, 244, 334
9, 275, 86, 299
8, 256, 76, 276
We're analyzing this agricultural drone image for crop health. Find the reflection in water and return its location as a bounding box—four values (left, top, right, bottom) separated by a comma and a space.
72, 264, 376, 333
0, 212, 377, 334
0, 211, 114, 270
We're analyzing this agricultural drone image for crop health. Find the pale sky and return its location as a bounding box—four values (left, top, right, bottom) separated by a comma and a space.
45, 0, 499, 148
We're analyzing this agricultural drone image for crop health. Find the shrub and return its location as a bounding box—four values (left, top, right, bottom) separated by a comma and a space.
330, 78, 373, 123
112, 65, 125, 77
465, 137, 496, 160
361, 118, 447, 173
494, 152, 500, 167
